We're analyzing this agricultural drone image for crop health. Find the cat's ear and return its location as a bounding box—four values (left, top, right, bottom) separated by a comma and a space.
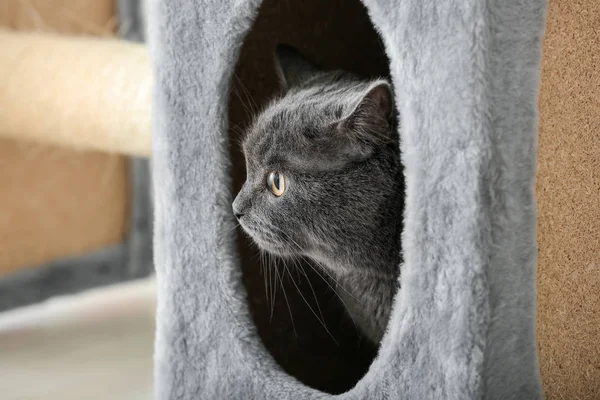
348, 80, 394, 125
339, 80, 395, 144
274, 44, 321, 90
329, 81, 395, 162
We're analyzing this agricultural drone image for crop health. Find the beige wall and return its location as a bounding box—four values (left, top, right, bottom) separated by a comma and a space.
0, 1, 129, 276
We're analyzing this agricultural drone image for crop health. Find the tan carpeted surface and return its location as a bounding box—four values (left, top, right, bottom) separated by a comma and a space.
0, 0, 129, 276
536, 0, 600, 398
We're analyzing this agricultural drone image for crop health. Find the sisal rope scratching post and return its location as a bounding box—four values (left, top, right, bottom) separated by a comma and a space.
0, 30, 152, 156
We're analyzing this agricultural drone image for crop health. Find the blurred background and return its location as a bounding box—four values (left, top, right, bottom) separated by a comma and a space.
0, 1, 155, 399
0, 0, 598, 399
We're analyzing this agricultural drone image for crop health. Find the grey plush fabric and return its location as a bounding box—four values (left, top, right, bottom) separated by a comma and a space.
148, 0, 547, 398
118, 0, 148, 43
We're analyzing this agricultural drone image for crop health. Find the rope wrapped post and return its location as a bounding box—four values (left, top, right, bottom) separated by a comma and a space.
0, 30, 152, 156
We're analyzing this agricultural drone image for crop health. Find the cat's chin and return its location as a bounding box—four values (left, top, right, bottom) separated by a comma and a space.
239, 225, 296, 256
254, 240, 295, 257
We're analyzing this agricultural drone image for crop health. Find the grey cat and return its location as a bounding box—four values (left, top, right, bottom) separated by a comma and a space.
232, 45, 404, 343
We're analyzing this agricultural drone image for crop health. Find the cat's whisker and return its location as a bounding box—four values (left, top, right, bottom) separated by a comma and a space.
290, 254, 303, 283
273, 230, 352, 342
255, 217, 365, 335
304, 256, 366, 306
274, 259, 297, 338
229, 123, 244, 134
225, 221, 241, 234
265, 252, 271, 320
269, 223, 365, 316
300, 256, 359, 332
260, 250, 269, 307
234, 74, 259, 114
231, 83, 254, 121
283, 256, 339, 345
230, 127, 248, 149
268, 252, 277, 322
231, 75, 260, 125
292, 256, 331, 340
263, 223, 302, 252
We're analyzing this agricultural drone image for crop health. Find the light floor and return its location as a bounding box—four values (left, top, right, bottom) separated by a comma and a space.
0, 278, 157, 400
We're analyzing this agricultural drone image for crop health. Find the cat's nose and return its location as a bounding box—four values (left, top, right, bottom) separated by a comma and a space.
232, 203, 244, 220
232, 194, 247, 220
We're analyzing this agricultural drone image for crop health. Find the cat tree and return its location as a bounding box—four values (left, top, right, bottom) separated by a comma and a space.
0, 2, 154, 311
148, 0, 548, 398
0, 30, 151, 157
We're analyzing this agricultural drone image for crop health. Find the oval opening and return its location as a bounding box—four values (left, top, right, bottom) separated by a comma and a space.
228, 0, 395, 394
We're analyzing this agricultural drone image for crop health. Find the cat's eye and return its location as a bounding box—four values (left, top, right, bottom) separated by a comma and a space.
267, 171, 285, 197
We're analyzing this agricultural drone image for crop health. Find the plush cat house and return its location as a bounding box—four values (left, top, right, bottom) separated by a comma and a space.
148, 0, 548, 398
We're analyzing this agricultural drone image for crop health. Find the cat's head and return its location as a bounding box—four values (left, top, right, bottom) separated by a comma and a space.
233, 45, 402, 269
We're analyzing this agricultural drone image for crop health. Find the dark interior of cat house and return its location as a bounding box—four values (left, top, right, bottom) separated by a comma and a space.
228, 0, 392, 394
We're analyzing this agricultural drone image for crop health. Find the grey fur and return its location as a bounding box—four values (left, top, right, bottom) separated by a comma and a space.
148, 0, 547, 398
233, 46, 403, 343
